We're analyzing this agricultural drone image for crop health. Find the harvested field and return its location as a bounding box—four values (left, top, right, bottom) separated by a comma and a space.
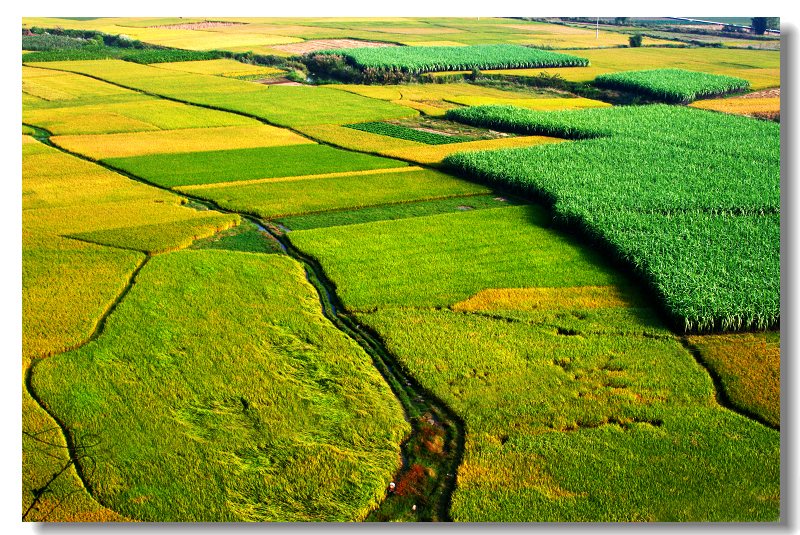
272, 38, 397, 54
150, 21, 247, 30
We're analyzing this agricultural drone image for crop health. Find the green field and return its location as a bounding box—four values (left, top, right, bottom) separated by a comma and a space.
444, 104, 779, 331
180, 168, 489, 218
105, 145, 406, 188
316, 44, 589, 73
593, 68, 750, 103
32, 251, 409, 521
289, 204, 780, 522
22, 17, 782, 524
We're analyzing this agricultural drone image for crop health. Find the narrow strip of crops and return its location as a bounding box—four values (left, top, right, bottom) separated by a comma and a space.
443, 104, 779, 332
346, 122, 471, 145
314, 44, 589, 74
593, 68, 750, 103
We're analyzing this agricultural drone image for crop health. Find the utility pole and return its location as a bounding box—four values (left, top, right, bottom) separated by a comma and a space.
596, 17, 599, 39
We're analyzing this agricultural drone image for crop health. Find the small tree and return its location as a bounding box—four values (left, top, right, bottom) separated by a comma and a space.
751, 17, 773, 35
629, 33, 643, 47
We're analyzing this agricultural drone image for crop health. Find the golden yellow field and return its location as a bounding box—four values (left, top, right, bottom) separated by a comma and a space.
453, 285, 631, 312
52, 125, 313, 159
690, 96, 780, 119
468, 48, 781, 90
154, 59, 285, 77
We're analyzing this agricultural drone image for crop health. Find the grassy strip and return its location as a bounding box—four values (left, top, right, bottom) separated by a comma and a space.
687, 332, 780, 428
31, 251, 409, 521
179, 168, 489, 219
189, 219, 283, 254
443, 104, 779, 331
315, 44, 589, 73
346, 122, 471, 145
593, 68, 749, 103
104, 145, 406, 188
276, 194, 522, 230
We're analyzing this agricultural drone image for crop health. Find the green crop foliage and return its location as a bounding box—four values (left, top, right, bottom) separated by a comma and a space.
346, 122, 471, 145
23, 47, 224, 64
105, 145, 406, 188
444, 104, 779, 331
316, 44, 589, 73
290, 206, 622, 310
181, 168, 488, 219
288, 203, 779, 522
593, 68, 750, 103
277, 194, 522, 230
358, 307, 779, 521
189, 219, 283, 254
31, 251, 409, 522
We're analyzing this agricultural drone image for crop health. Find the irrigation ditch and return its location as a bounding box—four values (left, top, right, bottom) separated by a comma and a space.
24, 123, 465, 522
22, 66, 777, 520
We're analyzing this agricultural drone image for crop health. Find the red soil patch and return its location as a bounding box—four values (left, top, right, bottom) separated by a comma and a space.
271, 39, 397, 55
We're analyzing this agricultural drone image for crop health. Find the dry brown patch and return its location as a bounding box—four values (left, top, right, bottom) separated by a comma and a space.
687, 332, 780, 427
272, 39, 397, 55
742, 88, 781, 98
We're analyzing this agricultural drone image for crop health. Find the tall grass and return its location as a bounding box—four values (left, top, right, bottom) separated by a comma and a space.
315, 44, 589, 74
593, 68, 750, 103
444, 104, 779, 332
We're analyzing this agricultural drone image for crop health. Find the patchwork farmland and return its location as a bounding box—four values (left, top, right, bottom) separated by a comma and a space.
21, 16, 781, 523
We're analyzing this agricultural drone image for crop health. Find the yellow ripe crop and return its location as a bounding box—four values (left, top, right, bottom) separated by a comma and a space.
444, 95, 610, 110
23, 66, 138, 102
380, 135, 563, 165
452, 285, 630, 313
294, 124, 422, 153
689, 96, 780, 119
468, 48, 780, 90
53, 125, 313, 159
24, 98, 256, 135
154, 59, 285, 78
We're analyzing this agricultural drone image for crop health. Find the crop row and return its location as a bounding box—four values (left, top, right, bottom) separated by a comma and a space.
346, 121, 471, 145
315, 44, 589, 74
23, 46, 225, 64
593, 68, 750, 103
444, 104, 779, 331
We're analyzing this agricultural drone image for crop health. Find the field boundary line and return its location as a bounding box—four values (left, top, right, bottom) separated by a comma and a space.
178, 165, 422, 191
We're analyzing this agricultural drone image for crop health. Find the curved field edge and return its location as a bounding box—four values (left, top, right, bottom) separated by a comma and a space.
442, 104, 779, 332
30, 250, 409, 522
288, 206, 780, 522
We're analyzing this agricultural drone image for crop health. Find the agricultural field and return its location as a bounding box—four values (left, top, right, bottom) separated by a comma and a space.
21, 16, 782, 525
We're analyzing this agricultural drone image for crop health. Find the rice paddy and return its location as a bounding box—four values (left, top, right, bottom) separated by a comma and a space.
22, 16, 781, 525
